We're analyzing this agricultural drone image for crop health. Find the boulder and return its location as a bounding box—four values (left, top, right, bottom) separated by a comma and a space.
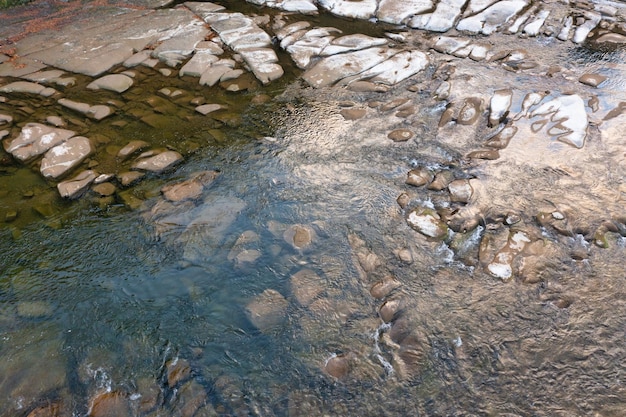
88, 391, 131, 417
57, 170, 98, 199
406, 207, 449, 239
5, 123, 76, 162
40, 136, 92, 179
290, 269, 325, 306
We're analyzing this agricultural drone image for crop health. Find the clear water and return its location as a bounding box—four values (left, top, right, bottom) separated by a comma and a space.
1, 2, 626, 417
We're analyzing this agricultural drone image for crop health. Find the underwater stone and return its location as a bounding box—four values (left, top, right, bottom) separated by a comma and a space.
245, 288, 289, 333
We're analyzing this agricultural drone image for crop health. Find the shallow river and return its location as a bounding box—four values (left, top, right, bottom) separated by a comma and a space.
1, 1, 626, 416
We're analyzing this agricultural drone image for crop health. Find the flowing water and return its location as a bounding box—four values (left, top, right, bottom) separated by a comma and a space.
1, 1, 626, 416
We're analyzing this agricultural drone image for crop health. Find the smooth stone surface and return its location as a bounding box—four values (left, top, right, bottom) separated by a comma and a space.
530, 94, 588, 148
5, 123, 76, 162
388, 129, 414, 142
161, 171, 219, 202
87, 74, 134, 93
0, 81, 57, 96
489, 88, 513, 126
579, 73, 607, 88
319, 0, 377, 19
340, 108, 367, 120
57, 170, 97, 199
407, 207, 449, 239
92, 182, 116, 197
284, 224, 314, 250
456, 0, 528, 34
117, 140, 149, 160
118, 171, 145, 186
132, 150, 183, 173
40, 136, 93, 179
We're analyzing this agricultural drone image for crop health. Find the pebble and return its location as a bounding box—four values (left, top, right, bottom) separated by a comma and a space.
370, 275, 401, 299
406, 167, 433, 187
448, 179, 473, 203
388, 129, 414, 142
340, 108, 366, 120
579, 73, 607, 87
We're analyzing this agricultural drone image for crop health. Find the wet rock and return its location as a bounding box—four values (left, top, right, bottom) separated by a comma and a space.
117, 140, 149, 160
0, 81, 57, 96
174, 379, 209, 417
323, 352, 356, 379
302, 47, 398, 88
408, 0, 465, 32
530, 94, 588, 148
457, 0, 529, 35
458, 97, 483, 124
5, 123, 76, 162
290, 269, 325, 306
487, 229, 532, 281
195, 103, 224, 115
489, 89, 512, 126
245, 288, 289, 332
428, 170, 454, 191
320, 0, 377, 19
118, 171, 144, 186
467, 149, 500, 160
388, 129, 414, 142
370, 275, 401, 299
92, 182, 116, 197
131, 150, 183, 173
57, 170, 97, 199
17, 301, 53, 318
340, 108, 366, 120
396, 248, 413, 263
397, 192, 410, 209
379, 298, 403, 323
579, 73, 607, 88
161, 171, 219, 202
87, 74, 134, 93
406, 167, 434, 187
26, 402, 65, 417
46, 115, 66, 127
485, 124, 518, 148
321, 34, 387, 56
180, 51, 220, 78
284, 224, 315, 250
166, 357, 192, 388
355, 50, 429, 85
40, 136, 92, 179
448, 179, 473, 203
88, 391, 131, 417
5, 210, 17, 222
377, 0, 431, 24
407, 207, 449, 239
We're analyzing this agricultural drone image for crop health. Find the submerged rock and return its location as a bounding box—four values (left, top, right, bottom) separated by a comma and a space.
284, 224, 315, 250
530, 94, 588, 148
245, 289, 289, 332
290, 269, 325, 306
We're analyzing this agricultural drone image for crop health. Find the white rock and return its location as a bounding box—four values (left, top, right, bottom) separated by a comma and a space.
320, 34, 387, 56
0, 114, 12, 125
132, 150, 183, 172
58, 98, 91, 114
200, 65, 232, 86
238, 48, 284, 84
87, 74, 134, 93
350, 50, 429, 85
523, 9, 550, 36
409, 0, 466, 32
275, 21, 311, 40
179, 50, 220, 77
287, 35, 334, 69
557, 16, 573, 41
433, 36, 472, 54
573, 12, 601, 43
41, 136, 92, 179
5, 123, 76, 161
21, 69, 65, 82
0, 81, 57, 96
57, 170, 97, 199
319, 0, 378, 20
377, 0, 433, 24
456, 0, 528, 34
123, 50, 152, 67
530, 95, 588, 148
302, 47, 398, 88
489, 89, 513, 126
464, 0, 500, 15
195, 104, 224, 115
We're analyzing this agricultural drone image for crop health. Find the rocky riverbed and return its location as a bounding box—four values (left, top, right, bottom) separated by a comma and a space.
1, 0, 626, 416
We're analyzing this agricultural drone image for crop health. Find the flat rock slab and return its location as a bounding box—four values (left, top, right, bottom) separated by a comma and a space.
57, 170, 97, 199
302, 47, 398, 88
40, 136, 93, 179
5, 123, 76, 162
132, 150, 183, 173
87, 74, 134, 93
0, 81, 57, 97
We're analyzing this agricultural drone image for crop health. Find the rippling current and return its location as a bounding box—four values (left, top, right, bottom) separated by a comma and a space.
1, 2, 626, 417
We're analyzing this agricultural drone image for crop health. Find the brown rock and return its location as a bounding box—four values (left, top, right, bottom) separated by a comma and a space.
117, 171, 144, 186
161, 171, 219, 202
283, 224, 314, 250
379, 298, 402, 323
57, 170, 97, 199
396, 192, 410, 209
175, 380, 209, 417
340, 108, 366, 120
467, 149, 500, 160
579, 73, 607, 88
92, 182, 116, 197
88, 391, 131, 417
27, 402, 62, 417
448, 179, 473, 203
166, 357, 192, 388
245, 289, 289, 332
428, 170, 454, 191
458, 97, 483, 125
323, 353, 354, 379
117, 140, 149, 160
290, 269, 324, 307
387, 129, 414, 142
370, 275, 401, 299
406, 167, 433, 187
